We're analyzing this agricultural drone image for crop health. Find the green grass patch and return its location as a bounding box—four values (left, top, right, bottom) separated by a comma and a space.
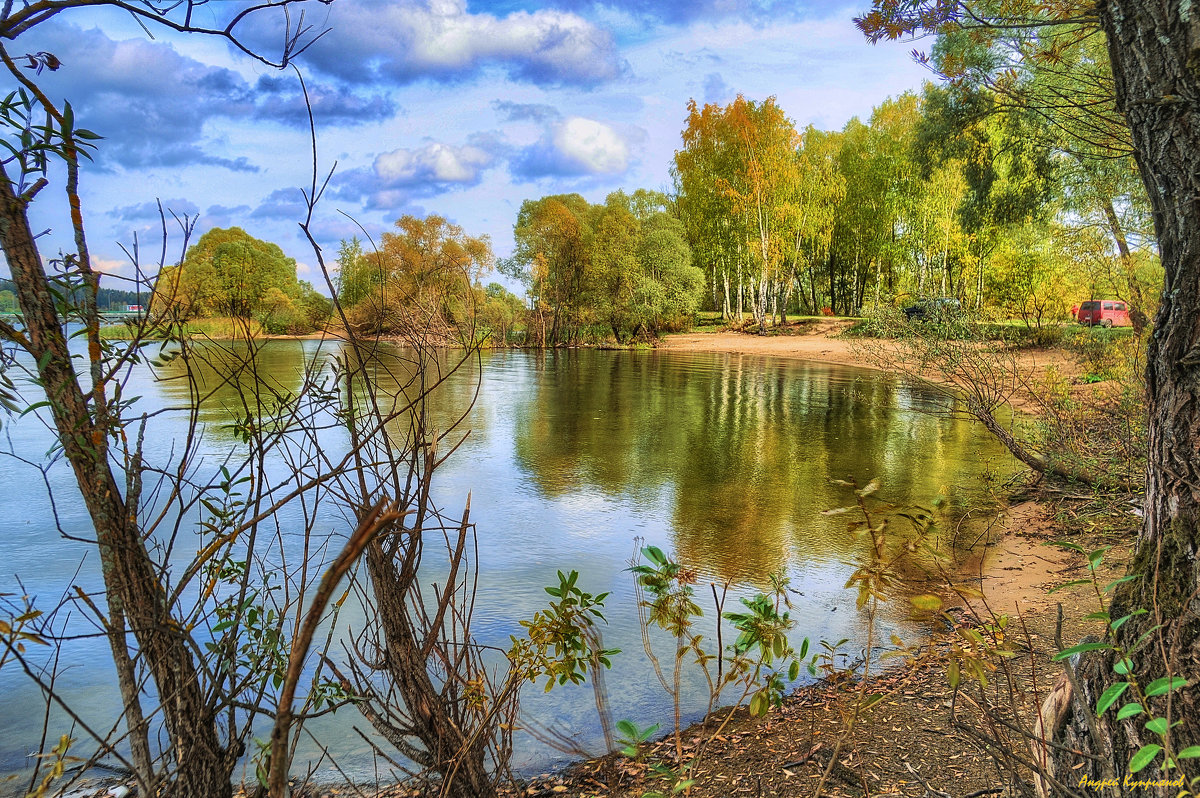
98, 317, 267, 340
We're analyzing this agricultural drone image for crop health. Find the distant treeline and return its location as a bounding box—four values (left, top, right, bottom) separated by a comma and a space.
0, 277, 148, 313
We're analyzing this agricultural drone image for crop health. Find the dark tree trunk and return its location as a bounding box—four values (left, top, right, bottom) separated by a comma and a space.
362, 538, 496, 798
1050, 1, 1200, 788
0, 169, 233, 797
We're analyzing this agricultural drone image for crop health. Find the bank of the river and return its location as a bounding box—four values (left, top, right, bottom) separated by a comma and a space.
476, 326, 1129, 797
486, 501, 1130, 798
658, 321, 1083, 415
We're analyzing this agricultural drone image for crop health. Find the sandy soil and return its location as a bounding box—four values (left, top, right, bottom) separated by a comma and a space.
658, 322, 1082, 415
657, 320, 865, 367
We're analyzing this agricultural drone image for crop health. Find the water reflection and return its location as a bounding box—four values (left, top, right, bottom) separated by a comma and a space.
510, 350, 999, 584
154, 339, 313, 442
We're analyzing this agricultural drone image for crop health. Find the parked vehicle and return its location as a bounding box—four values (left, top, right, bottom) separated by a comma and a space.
1076, 299, 1132, 328
903, 297, 961, 321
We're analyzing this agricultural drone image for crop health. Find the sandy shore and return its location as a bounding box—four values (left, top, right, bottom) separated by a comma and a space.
658, 322, 1084, 415
657, 320, 866, 366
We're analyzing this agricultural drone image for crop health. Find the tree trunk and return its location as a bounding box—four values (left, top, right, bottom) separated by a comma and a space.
363, 539, 496, 798
1102, 198, 1152, 333
1050, 1, 1200, 787
0, 169, 233, 796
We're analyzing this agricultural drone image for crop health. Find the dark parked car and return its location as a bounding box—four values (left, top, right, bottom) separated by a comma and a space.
903, 297, 961, 321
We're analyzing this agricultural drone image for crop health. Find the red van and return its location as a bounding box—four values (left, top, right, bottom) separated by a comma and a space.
1077, 299, 1132, 327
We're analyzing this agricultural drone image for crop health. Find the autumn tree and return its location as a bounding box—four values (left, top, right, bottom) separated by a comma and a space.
507, 194, 592, 345
339, 215, 493, 339
673, 99, 742, 318
859, 0, 1200, 786
674, 96, 801, 330
506, 190, 701, 344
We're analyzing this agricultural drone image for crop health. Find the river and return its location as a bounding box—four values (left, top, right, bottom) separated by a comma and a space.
0, 340, 1012, 786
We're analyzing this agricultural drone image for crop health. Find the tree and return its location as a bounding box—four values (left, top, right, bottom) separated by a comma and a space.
508, 194, 592, 345
673, 96, 801, 330
674, 99, 742, 318
335, 236, 377, 309
479, 282, 525, 345
859, 0, 1200, 786
335, 215, 493, 339
924, 13, 1158, 328
0, 4, 394, 797
505, 190, 701, 344
154, 226, 329, 333
590, 190, 703, 341
791, 125, 845, 314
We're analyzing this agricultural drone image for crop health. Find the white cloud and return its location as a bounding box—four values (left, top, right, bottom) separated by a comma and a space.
512, 115, 631, 179
297, 0, 622, 87
92, 256, 128, 275
553, 118, 629, 174
375, 142, 494, 185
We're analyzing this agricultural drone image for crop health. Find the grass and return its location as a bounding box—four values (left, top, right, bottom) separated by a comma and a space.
98, 317, 267, 340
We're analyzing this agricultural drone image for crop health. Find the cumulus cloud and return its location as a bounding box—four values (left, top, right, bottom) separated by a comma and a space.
375, 142, 494, 185
19, 23, 392, 171
513, 116, 630, 179
91, 256, 130, 275
333, 138, 502, 210
289, 0, 623, 87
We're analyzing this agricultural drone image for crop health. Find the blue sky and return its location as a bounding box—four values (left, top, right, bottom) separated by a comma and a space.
11, 0, 929, 291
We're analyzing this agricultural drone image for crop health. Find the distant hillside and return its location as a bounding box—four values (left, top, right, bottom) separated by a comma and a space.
0, 278, 150, 312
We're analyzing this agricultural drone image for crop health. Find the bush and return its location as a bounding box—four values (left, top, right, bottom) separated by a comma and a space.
1010, 324, 1066, 349
1063, 326, 1132, 381
839, 306, 908, 338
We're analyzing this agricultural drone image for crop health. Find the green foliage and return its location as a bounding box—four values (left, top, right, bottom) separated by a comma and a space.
625, 545, 808, 790
1, 89, 100, 194
479, 282, 526, 346
343, 215, 494, 339
511, 570, 618, 692
614, 719, 659, 759
1046, 542, 1196, 775
334, 237, 374, 309
506, 190, 702, 345
1063, 325, 1130, 381
155, 227, 328, 334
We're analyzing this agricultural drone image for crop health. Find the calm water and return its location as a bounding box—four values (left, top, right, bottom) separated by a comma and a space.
0, 341, 1012, 783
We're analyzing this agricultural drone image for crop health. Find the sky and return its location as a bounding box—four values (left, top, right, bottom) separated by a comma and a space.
9, 0, 931, 293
